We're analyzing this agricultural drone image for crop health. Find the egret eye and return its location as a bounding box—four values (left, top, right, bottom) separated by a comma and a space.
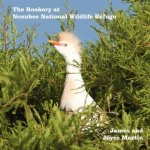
64, 43, 68, 47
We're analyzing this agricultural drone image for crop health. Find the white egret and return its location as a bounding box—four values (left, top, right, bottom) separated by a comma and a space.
48, 32, 95, 112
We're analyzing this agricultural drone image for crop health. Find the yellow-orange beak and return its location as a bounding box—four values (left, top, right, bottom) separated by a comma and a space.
48, 40, 66, 46
48, 40, 60, 45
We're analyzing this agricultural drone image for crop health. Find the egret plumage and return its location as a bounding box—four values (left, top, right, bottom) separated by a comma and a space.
48, 32, 95, 112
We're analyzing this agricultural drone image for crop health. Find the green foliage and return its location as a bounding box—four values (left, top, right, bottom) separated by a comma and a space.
58, 0, 77, 32
0, 1, 150, 150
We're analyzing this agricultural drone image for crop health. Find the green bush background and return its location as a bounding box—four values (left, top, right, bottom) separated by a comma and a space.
0, 1, 150, 149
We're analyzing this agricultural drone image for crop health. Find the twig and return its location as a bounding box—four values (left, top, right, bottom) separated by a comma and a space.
0, 92, 28, 112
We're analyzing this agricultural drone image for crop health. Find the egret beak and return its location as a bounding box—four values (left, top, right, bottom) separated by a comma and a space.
48, 40, 67, 46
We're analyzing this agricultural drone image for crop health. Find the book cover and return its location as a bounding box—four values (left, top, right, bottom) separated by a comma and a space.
0, 0, 149, 149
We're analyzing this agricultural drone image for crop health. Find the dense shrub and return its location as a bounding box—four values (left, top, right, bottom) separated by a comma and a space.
0, 1, 149, 149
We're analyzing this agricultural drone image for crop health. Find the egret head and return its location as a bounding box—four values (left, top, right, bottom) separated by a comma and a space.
48, 32, 81, 63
